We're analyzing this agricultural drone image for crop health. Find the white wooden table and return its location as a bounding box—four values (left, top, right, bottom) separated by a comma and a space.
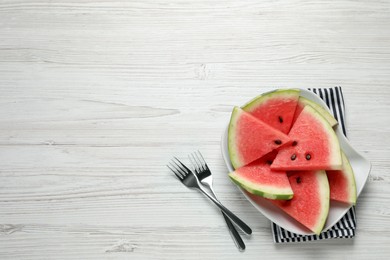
1, 1, 389, 259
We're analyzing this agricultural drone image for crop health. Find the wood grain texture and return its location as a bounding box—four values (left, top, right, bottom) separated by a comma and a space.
0, 0, 390, 259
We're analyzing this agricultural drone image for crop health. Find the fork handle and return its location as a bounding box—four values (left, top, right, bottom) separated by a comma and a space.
222, 211, 246, 250
208, 187, 245, 250
198, 188, 252, 235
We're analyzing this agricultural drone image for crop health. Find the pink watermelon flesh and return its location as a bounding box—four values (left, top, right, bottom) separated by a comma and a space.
242, 89, 300, 134
229, 152, 293, 200
269, 170, 330, 235
271, 105, 342, 171
326, 151, 357, 205
228, 107, 292, 169
292, 96, 338, 128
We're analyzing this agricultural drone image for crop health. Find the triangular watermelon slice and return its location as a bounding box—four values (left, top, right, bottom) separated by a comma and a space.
228, 153, 293, 200
242, 89, 300, 134
327, 151, 357, 205
271, 105, 342, 171
228, 107, 291, 169
292, 96, 338, 128
269, 170, 330, 235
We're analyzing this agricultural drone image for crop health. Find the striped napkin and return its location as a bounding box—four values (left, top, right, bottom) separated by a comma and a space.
272, 86, 357, 243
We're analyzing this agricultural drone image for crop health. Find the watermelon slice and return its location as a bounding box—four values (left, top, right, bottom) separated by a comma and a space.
293, 96, 338, 127
327, 151, 357, 205
228, 107, 291, 169
228, 153, 293, 200
242, 89, 300, 134
269, 170, 330, 235
271, 105, 342, 171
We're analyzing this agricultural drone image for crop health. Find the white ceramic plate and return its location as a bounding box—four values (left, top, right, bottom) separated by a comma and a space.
221, 89, 371, 235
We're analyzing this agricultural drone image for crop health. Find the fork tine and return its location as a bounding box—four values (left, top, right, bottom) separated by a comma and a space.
188, 154, 196, 172
197, 151, 209, 170
189, 153, 202, 173
167, 163, 183, 179
171, 161, 186, 177
173, 157, 191, 175
194, 151, 206, 171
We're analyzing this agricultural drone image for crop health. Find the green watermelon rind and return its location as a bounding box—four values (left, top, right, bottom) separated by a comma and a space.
305, 106, 343, 170
340, 151, 357, 205
241, 89, 300, 112
299, 96, 338, 127
228, 172, 294, 200
328, 151, 357, 205
227, 107, 243, 169
312, 170, 330, 235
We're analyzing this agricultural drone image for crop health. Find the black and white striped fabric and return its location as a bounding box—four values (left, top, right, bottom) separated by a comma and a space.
272, 86, 357, 243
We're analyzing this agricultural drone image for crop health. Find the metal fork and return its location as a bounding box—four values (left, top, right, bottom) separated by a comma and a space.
189, 151, 246, 250
167, 157, 252, 235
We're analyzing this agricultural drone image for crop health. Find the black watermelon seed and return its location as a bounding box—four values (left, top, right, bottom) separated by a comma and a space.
278, 116, 283, 123
274, 139, 282, 145
306, 154, 311, 160
266, 160, 273, 165
292, 141, 298, 146
291, 154, 297, 160
296, 177, 302, 184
